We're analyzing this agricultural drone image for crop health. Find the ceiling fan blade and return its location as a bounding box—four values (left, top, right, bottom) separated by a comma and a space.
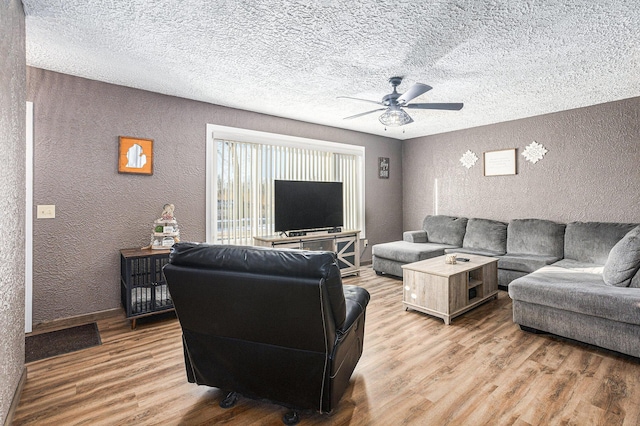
343, 108, 386, 120
405, 103, 464, 111
397, 83, 432, 105
337, 96, 383, 105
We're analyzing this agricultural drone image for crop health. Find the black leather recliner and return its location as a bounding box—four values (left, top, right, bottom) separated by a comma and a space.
163, 243, 370, 421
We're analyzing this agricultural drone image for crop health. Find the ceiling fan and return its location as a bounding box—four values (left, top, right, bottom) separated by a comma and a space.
338, 76, 463, 127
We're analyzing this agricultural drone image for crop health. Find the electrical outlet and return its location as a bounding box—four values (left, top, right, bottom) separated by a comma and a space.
363, 239, 369, 248
37, 204, 56, 219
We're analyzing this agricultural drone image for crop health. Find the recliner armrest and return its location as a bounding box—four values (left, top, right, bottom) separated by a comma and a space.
337, 285, 370, 337
404, 230, 427, 243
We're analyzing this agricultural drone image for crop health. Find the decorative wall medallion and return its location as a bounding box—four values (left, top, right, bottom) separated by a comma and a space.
459, 150, 478, 169
522, 141, 548, 164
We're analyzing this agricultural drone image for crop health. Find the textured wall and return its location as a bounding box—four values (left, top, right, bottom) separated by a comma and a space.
27, 68, 402, 322
0, 0, 26, 423
403, 97, 640, 230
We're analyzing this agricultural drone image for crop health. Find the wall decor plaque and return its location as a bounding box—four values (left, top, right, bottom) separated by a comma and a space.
378, 157, 389, 179
119, 136, 153, 175
483, 148, 516, 176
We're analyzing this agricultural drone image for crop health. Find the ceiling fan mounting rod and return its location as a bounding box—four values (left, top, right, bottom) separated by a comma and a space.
388, 76, 403, 88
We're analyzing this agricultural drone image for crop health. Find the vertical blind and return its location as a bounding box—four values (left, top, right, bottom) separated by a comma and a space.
214, 139, 362, 245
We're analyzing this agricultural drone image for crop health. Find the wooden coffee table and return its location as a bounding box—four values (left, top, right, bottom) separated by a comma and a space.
401, 254, 498, 324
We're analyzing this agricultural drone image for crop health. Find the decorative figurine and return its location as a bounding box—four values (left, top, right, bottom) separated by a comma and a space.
142, 204, 180, 250
161, 203, 175, 220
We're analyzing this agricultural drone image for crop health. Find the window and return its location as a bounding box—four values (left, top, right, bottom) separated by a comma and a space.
206, 125, 365, 245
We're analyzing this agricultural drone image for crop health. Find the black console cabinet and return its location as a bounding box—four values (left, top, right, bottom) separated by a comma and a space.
120, 248, 174, 329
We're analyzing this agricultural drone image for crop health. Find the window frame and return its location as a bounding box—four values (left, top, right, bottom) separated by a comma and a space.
206, 124, 366, 244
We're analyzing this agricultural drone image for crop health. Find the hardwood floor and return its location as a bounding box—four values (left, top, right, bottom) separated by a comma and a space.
14, 267, 640, 425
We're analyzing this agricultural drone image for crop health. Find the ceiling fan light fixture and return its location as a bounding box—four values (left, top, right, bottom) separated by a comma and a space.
379, 108, 413, 127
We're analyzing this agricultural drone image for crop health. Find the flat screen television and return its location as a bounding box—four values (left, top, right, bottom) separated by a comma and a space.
274, 180, 344, 233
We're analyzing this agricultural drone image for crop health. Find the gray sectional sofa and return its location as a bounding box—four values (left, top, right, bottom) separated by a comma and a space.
372, 215, 640, 358
373, 215, 565, 288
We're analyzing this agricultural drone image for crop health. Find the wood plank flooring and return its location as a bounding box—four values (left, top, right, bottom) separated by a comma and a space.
13, 267, 640, 425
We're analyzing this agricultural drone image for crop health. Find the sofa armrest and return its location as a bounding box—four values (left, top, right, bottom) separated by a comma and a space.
337, 285, 370, 336
404, 230, 427, 243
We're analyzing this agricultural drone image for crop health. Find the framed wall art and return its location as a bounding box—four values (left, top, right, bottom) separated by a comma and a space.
483, 148, 516, 176
378, 157, 389, 179
118, 136, 153, 175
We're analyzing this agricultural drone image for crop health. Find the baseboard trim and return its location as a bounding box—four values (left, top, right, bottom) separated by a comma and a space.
4, 366, 27, 426
28, 308, 122, 336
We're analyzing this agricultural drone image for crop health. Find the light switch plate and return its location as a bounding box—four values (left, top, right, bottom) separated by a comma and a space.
37, 205, 55, 219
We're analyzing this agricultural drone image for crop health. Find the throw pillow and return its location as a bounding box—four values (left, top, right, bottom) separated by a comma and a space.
603, 225, 640, 287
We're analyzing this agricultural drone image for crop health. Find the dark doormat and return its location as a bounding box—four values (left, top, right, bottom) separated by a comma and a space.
25, 323, 102, 363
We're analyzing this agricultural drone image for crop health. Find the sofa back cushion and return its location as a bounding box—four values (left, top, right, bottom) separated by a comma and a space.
507, 219, 566, 257
422, 215, 468, 246
564, 222, 638, 264
603, 226, 640, 287
462, 218, 508, 255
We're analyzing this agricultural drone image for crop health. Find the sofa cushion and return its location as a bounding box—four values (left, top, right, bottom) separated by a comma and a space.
564, 221, 637, 264
506, 219, 565, 258
422, 215, 468, 246
552, 259, 604, 274
444, 247, 501, 258
372, 241, 455, 264
508, 265, 640, 326
462, 218, 507, 255
498, 254, 561, 273
603, 226, 640, 287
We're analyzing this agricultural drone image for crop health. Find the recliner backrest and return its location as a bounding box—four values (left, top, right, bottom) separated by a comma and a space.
164, 243, 346, 352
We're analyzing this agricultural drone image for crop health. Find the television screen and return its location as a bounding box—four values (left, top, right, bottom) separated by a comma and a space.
274, 180, 344, 233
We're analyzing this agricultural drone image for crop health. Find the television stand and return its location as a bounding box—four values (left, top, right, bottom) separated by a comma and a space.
254, 230, 360, 277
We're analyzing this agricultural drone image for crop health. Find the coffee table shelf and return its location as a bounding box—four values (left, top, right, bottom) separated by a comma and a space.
401, 254, 498, 324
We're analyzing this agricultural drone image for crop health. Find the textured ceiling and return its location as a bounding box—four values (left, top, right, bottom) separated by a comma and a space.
22, 0, 640, 140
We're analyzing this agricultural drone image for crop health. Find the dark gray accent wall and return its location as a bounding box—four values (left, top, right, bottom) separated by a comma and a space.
27, 68, 402, 323
403, 97, 640, 230
1, 0, 26, 423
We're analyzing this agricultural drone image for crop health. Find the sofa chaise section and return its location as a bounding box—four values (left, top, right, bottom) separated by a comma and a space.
509, 222, 640, 358
372, 215, 467, 277
509, 265, 640, 357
